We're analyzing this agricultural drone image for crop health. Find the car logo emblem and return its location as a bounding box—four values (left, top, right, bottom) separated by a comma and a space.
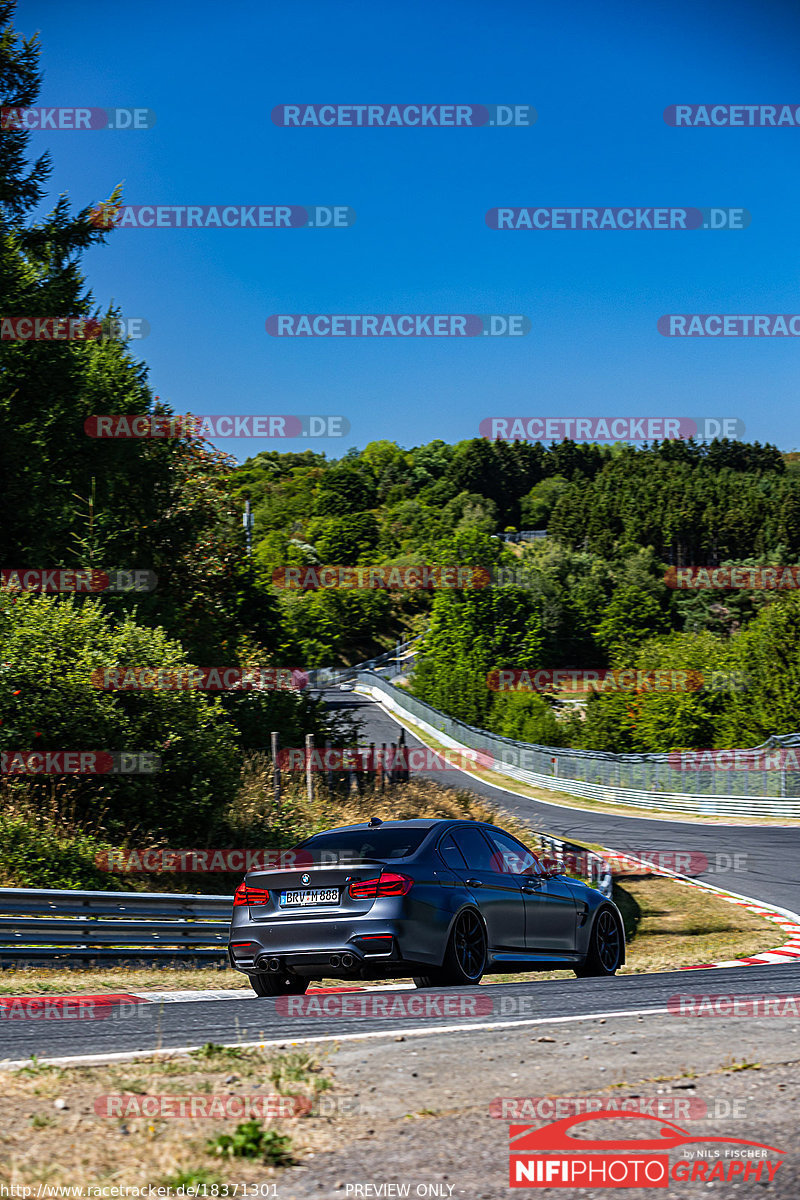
301, 873, 310, 885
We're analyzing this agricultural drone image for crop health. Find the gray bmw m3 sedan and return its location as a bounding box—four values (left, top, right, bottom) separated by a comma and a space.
228, 818, 625, 996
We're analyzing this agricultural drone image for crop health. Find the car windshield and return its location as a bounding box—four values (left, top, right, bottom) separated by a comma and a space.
296, 826, 429, 862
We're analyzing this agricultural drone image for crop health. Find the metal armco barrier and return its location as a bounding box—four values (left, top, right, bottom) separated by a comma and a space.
538, 835, 613, 899
354, 673, 800, 817
0, 888, 232, 967
0, 841, 611, 968
495, 530, 548, 542
307, 637, 420, 688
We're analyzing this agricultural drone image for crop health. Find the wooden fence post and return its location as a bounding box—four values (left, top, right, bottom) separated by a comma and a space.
271, 731, 280, 804
305, 733, 314, 801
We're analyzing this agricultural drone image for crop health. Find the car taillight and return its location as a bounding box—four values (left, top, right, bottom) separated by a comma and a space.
233, 882, 270, 907
348, 872, 413, 899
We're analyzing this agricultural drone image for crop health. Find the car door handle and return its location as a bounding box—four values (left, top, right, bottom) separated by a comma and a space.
521, 881, 542, 892
465, 878, 483, 887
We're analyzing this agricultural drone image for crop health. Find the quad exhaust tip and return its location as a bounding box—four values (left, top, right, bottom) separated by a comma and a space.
329, 953, 356, 969
266, 957, 281, 973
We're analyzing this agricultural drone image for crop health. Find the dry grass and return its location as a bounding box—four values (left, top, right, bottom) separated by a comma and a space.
0, 1044, 353, 1189
228, 756, 534, 847
0, 966, 249, 996
612, 875, 781, 972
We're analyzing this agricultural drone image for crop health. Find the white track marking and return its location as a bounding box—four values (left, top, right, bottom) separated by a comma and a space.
128, 983, 415, 1003
0, 1005, 672, 1069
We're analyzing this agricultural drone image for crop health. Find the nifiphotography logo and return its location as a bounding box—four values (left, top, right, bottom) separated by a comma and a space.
508, 1110, 784, 1187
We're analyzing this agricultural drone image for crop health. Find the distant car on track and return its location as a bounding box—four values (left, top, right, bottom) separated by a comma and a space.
228, 818, 625, 996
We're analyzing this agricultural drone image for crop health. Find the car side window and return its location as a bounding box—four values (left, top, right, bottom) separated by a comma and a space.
438, 832, 467, 870
451, 826, 498, 872
485, 829, 542, 876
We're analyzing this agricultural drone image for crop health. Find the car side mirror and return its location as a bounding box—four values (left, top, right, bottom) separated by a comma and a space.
541, 858, 566, 878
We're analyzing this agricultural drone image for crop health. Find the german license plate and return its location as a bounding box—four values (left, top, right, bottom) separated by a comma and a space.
280, 888, 339, 907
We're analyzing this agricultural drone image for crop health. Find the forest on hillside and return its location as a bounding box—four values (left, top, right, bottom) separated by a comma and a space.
3, 0, 800, 874
234, 436, 800, 753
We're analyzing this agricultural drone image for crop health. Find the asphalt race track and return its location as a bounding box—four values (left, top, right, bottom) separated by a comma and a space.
2, 962, 799, 1065
0, 687, 798, 1067
329, 687, 800, 915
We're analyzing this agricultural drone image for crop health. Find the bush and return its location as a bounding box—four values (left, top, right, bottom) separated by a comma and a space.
0, 593, 241, 842
0, 785, 123, 889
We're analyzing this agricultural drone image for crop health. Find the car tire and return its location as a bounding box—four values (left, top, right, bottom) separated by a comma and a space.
574, 907, 622, 977
413, 908, 487, 988
249, 972, 309, 997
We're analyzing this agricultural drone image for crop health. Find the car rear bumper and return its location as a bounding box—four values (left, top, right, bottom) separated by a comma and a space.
229, 941, 404, 978
228, 910, 443, 978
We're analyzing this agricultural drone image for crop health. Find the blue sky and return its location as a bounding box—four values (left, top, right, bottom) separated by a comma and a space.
17, 0, 800, 460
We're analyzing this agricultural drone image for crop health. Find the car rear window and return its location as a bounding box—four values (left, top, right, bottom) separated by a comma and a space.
296, 826, 430, 861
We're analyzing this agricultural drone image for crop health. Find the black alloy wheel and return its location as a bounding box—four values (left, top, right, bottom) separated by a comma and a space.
414, 908, 487, 988
575, 908, 622, 977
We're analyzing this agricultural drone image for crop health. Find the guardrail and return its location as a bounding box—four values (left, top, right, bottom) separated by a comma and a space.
307, 637, 420, 688
494, 530, 548, 542
354, 672, 800, 818
0, 832, 612, 967
0, 888, 232, 968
